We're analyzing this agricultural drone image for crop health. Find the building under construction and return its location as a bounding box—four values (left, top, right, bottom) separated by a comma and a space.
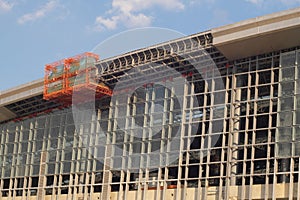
1, 8, 300, 200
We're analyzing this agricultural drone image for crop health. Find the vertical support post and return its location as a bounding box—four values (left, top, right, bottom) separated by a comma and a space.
175, 79, 188, 200
231, 84, 241, 186
226, 66, 241, 199
37, 151, 47, 199
120, 94, 131, 200
102, 100, 115, 200
102, 144, 112, 200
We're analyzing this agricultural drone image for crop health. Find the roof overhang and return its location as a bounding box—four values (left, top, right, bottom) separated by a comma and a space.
0, 79, 44, 107
212, 7, 300, 60
0, 79, 44, 122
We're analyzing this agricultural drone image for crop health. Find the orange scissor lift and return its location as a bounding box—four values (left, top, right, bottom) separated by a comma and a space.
43, 52, 112, 106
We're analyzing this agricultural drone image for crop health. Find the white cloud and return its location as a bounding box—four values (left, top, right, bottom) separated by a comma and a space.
0, 0, 13, 12
125, 13, 152, 28
95, 12, 152, 31
95, 16, 119, 30
18, 0, 59, 24
94, 0, 185, 31
245, 0, 264, 4
189, 0, 215, 5
112, 0, 185, 12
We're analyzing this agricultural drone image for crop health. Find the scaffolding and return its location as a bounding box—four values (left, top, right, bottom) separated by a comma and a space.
43, 52, 112, 105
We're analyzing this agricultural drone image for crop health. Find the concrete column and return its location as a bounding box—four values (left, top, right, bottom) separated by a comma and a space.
231, 86, 241, 186
37, 151, 47, 199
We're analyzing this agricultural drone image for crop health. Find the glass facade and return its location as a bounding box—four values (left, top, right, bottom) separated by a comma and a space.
1, 45, 300, 199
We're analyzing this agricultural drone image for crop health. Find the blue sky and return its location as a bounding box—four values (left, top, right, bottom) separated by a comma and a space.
1, 0, 300, 91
